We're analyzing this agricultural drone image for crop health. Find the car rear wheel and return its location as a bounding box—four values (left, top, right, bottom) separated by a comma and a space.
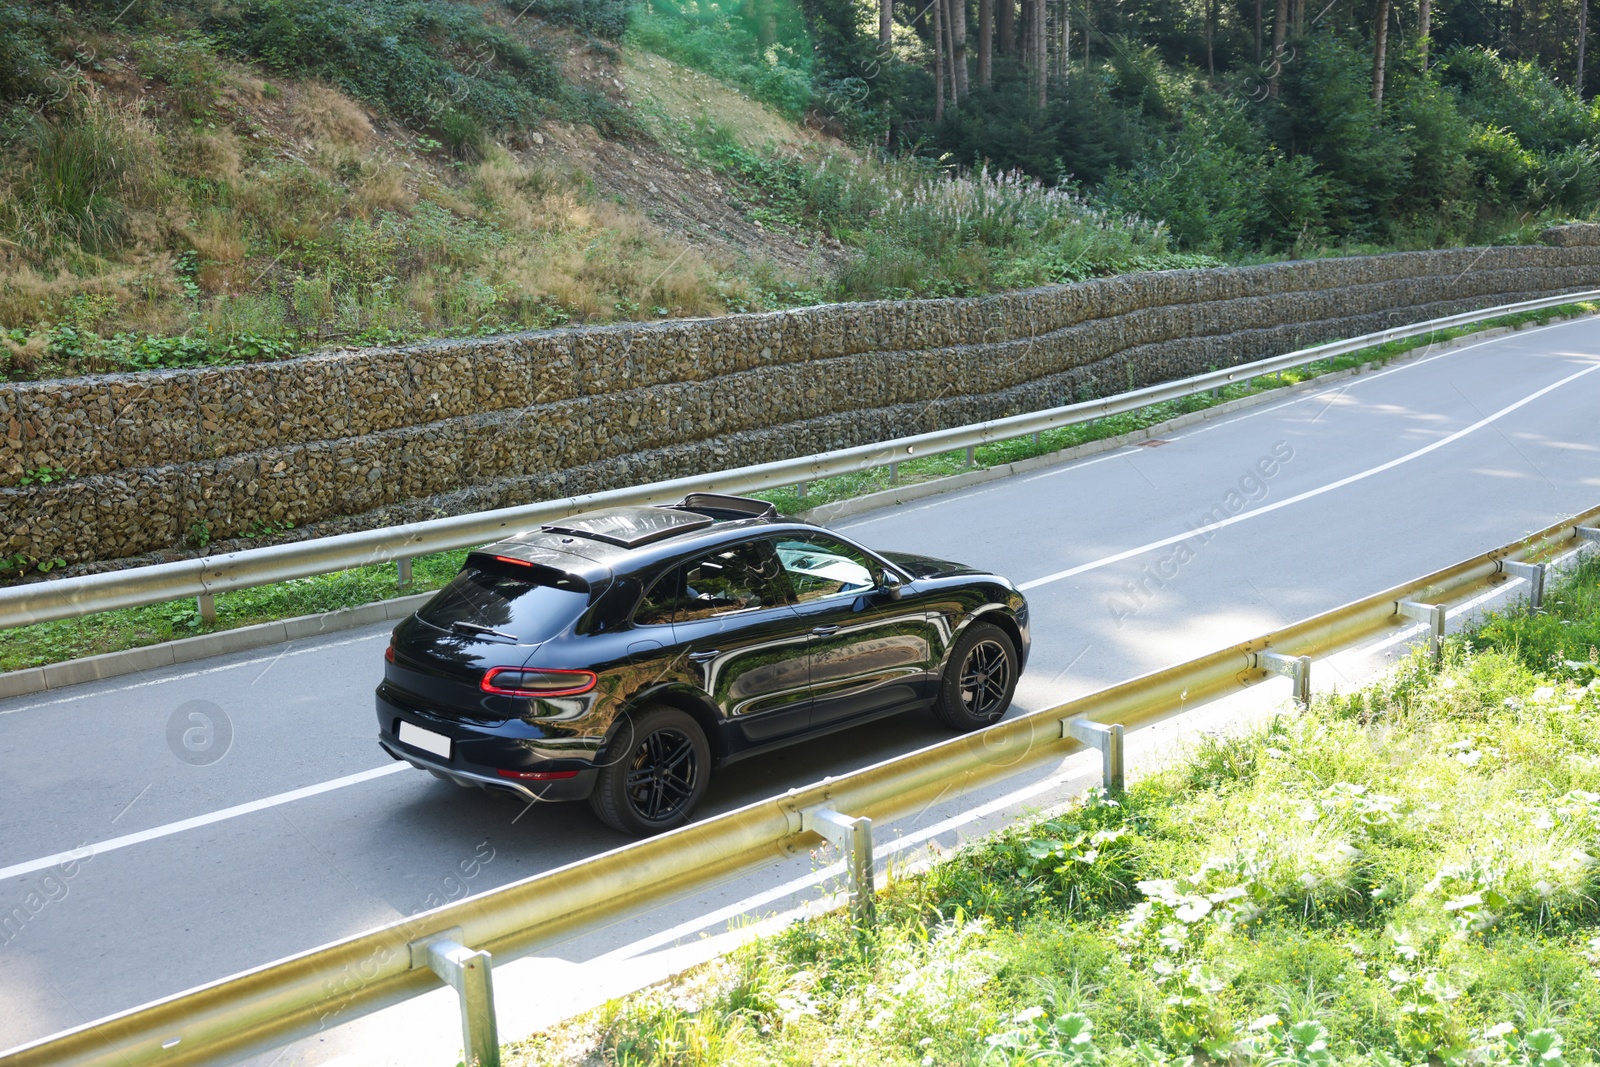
590, 705, 711, 835
933, 621, 1019, 731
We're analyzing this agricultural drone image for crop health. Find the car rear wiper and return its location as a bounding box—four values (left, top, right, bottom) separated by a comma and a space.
450, 620, 518, 642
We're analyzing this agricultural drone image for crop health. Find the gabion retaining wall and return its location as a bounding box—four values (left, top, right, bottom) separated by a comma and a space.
4, 243, 1600, 574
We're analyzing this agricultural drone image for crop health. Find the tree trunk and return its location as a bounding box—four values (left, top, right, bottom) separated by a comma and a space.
880, 0, 893, 48
934, 0, 945, 121
1059, 0, 1070, 80
1019, 0, 1033, 72
1417, 0, 1431, 67
751, 0, 776, 48
1254, 0, 1263, 63
1292, 0, 1304, 35
1269, 0, 1288, 93
978, 0, 993, 84
941, 0, 960, 104
1206, 0, 1216, 77
1371, 0, 1390, 104
951, 0, 969, 95
1034, 0, 1047, 104
997, 0, 1015, 56
1579, 0, 1589, 94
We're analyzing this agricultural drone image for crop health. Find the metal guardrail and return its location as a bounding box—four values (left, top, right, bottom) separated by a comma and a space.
6, 502, 1599, 1067
3, 289, 1597, 631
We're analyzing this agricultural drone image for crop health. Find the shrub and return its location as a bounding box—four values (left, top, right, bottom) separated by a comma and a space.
0, 3, 64, 108
203, 0, 562, 137
5, 91, 165, 253
132, 33, 225, 119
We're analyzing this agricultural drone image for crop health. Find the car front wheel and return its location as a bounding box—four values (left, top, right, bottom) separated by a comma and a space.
933, 621, 1019, 731
590, 705, 711, 835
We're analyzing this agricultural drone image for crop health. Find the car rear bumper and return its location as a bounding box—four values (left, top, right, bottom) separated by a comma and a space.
378, 738, 598, 802
377, 687, 599, 803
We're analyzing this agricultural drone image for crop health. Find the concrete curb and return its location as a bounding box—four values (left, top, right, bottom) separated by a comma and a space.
0, 314, 1573, 703
0, 591, 434, 701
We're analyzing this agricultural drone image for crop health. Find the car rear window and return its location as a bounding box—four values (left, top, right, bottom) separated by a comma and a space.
418, 561, 591, 644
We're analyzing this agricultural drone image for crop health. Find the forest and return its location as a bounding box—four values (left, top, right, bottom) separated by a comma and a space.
630, 0, 1600, 250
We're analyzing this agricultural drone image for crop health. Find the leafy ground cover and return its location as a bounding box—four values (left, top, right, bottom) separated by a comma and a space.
0, 303, 1588, 673
504, 552, 1600, 1067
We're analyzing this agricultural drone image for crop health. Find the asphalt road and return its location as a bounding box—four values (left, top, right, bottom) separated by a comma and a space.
2, 317, 1598, 1059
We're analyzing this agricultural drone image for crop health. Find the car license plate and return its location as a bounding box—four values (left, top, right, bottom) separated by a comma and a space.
398, 721, 452, 760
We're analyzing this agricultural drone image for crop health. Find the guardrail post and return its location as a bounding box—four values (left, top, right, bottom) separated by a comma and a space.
411, 931, 499, 1067
1498, 559, 1546, 612
1062, 718, 1125, 792
396, 558, 414, 590
805, 808, 875, 928
796, 481, 807, 502
965, 445, 976, 468
1032, 431, 1041, 448
196, 593, 216, 625
889, 461, 899, 485
1255, 651, 1311, 707
1397, 599, 1447, 662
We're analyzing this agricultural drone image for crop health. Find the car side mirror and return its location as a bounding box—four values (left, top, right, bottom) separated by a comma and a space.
878, 569, 903, 600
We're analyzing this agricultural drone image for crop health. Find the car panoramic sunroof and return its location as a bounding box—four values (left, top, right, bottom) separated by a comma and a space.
542, 506, 715, 549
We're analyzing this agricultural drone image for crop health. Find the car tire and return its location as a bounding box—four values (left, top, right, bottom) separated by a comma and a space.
589, 705, 711, 835
933, 621, 1019, 731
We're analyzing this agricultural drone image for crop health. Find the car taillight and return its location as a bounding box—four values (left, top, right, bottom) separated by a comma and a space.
479, 667, 597, 697
385, 644, 396, 664
496, 768, 580, 781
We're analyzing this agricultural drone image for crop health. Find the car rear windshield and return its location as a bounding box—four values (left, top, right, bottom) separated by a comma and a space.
418, 561, 591, 644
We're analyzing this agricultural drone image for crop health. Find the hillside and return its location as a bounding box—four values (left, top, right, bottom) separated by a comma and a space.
0, 0, 1201, 382
0, 4, 846, 379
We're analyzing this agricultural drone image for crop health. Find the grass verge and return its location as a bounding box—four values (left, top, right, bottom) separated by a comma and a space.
0, 550, 467, 673
0, 300, 1590, 675
505, 553, 1600, 1067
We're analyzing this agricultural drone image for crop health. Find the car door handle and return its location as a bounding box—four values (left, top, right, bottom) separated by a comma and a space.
810, 625, 841, 636
687, 649, 721, 662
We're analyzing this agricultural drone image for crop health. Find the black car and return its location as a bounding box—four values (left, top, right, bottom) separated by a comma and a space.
376, 493, 1030, 835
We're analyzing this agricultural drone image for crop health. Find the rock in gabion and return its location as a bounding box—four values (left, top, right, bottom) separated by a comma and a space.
1541, 224, 1600, 247
4, 244, 1599, 577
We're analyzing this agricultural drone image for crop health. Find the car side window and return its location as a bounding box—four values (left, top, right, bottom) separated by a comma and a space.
635, 540, 786, 625
773, 535, 877, 604
634, 571, 681, 626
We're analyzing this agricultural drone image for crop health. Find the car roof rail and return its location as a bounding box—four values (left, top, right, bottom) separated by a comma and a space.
677, 493, 779, 521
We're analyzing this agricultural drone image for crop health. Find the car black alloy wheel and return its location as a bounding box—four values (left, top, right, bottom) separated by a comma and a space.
625, 727, 700, 821
590, 705, 712, 835
959, 637, 1013, 720
933, 621, 1019, 731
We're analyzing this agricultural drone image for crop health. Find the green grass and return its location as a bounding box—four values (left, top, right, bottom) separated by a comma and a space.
0, 550, 467, 672
0, 299, 1590, 675
506, 554, 1600, 1067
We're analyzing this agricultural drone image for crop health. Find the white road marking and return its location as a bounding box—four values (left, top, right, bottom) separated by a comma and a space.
0, 764, 408, 883
1017, 359, 1600, 591
0, 631, 387, 716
